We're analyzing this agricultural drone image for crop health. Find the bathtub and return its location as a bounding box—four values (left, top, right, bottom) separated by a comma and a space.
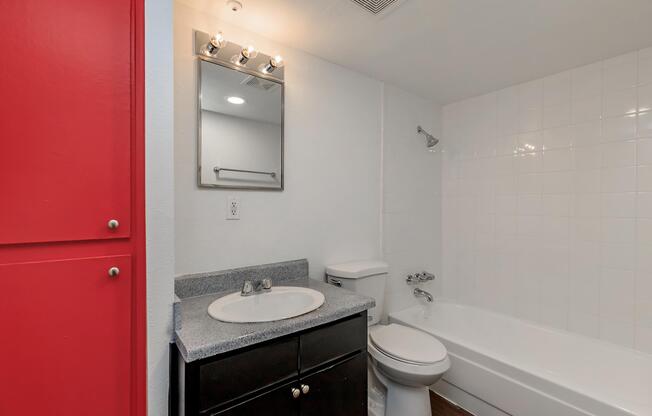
390, 303, 652, 416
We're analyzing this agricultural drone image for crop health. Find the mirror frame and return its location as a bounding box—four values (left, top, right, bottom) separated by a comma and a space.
197, 55, 285, 191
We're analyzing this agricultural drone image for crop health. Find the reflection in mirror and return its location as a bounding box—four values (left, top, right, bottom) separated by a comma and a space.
198, 59, 283, 189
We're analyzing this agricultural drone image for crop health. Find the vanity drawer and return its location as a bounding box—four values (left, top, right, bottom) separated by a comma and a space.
199, 336, 299, 413
299, 312, 367, 372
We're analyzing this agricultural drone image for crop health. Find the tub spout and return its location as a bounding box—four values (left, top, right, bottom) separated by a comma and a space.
413, 288, 433, 302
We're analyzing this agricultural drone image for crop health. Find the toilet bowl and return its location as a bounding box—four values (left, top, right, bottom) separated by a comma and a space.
325, 260, 450, 416
368, 323, 450, 416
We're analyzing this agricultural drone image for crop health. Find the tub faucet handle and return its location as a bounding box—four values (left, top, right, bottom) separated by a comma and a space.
406, 274, 419, 285
419, 271, 435, 282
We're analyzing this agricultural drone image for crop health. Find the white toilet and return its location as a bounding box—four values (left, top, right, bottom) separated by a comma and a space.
326, 261, 450, 416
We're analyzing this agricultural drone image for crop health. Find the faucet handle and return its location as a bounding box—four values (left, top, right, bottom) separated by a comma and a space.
419, 271, 435, 281
406, 274, 419, 285
241, 280, 254, 296
262, 278, 272, 290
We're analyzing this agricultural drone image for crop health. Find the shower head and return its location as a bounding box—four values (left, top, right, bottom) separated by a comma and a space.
417, 125, 439, 149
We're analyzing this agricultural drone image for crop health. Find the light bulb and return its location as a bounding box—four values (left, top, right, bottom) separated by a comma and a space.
205, 31, 227, 55
234, 45, 258, 65
242, 45, 258, 59
260, 55, 285, 73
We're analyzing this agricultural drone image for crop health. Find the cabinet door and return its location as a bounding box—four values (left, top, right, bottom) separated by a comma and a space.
0, 255, 133, 415
198, 336, 298, 412
299, 353, 367, 416
0, 0, 133, 244
211, 382, 299, 416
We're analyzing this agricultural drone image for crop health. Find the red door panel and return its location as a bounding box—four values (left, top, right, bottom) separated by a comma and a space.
0, 255, 132, 415
0, 0, 132, 245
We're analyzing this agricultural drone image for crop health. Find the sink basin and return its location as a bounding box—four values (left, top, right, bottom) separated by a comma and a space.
207, 286, 325, 323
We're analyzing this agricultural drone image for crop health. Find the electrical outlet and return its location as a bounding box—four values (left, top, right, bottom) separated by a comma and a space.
226, 196, 240, 220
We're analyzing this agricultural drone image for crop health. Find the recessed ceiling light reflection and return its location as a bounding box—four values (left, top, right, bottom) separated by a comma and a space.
226, 96, 245, 105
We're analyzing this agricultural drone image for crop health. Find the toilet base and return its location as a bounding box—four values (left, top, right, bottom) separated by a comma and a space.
385, 381, 430, 416
370, 362, 431, 416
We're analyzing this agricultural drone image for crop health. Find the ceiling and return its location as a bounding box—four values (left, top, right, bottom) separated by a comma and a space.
180, 0, 652, 104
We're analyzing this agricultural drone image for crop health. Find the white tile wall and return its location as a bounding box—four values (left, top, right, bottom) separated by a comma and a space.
442, 47, 652, 353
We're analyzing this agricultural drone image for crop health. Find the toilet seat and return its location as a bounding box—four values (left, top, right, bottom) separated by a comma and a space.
369, 324, 447, 365
367, 324, 450, 388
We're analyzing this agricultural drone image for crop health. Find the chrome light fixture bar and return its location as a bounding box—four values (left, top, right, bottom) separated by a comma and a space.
194, 30, 285, 82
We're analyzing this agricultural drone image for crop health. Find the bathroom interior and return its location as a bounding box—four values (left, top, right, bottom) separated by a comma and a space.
2, 0, 652, 415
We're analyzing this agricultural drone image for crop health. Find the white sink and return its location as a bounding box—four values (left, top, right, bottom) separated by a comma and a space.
207, 286, 325, 323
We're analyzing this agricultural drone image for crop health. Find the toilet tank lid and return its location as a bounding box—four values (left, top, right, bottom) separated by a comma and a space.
325, 260, 388, 279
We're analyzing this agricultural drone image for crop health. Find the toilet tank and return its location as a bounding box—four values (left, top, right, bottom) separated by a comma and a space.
325, 260, 388, 326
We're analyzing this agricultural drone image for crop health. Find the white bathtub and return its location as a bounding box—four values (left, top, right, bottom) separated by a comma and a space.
390, 303, 652, 416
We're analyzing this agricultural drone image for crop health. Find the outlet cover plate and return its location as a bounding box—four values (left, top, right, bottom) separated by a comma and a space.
226, 196, 240, 220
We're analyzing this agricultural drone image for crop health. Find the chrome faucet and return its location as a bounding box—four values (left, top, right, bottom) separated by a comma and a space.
406, 271, 436, 285
240, 278, 273, 296
406, 271, 435, 302
413, 288, 433, 302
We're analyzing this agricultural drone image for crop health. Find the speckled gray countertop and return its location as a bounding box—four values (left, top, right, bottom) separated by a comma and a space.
174, 260, 375, 363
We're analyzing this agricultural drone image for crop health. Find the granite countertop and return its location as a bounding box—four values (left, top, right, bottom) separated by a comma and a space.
174, 260, 375, 363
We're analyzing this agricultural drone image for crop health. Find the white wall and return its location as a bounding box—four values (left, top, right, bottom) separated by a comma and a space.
441, 48, 652, 352
200, 111, 280, 187
382, 84, 442, 316
145, 0, 175, 414
175, 3, 382, 279
157, 4, 443, 414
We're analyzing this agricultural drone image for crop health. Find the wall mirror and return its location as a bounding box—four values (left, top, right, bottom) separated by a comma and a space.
198, 58, 284, 190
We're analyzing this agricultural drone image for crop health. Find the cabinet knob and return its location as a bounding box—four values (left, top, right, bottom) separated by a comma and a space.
291, 387, 300, 399
107, 219, 120, 230
301, 384, 310, 395
108, 267, 120, 277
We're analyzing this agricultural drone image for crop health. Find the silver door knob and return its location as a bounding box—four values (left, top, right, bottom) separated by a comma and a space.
301, 384, 310, 395
291, 387, 301, 399
107, 219, 120, 229
108, 267, 120, 277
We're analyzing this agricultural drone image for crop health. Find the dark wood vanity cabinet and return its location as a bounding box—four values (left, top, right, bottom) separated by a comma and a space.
174, 312, 368, 416
299, 352, 367, 416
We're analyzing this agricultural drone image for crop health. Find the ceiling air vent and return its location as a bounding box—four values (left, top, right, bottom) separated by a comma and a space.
241, 75, 279, 92
350, 0, 403, 16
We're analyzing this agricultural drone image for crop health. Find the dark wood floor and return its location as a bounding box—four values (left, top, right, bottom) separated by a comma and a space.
429, 390, 475, 416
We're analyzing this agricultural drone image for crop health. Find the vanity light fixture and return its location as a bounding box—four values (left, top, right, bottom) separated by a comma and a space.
194, 30, 285, 83
204, 32, 227, 56
260, 55, 284, 73
226, 96, 245, 105
233, 45, 258, 66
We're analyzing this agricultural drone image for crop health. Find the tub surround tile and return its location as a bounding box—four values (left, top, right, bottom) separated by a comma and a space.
173, 259, 374, 362
639, 111, 652, 137
635, 324, 652, 354
600, 319, 635, 348
638, 84, 652, 112
568, 309, 599, 338
638, 139, 652, 165
639, 47, 652, 86
442, 48, 652, 353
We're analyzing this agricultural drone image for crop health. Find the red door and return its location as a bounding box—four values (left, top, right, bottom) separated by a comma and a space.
0, 256, 132, 415
0, 0, 145, 415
